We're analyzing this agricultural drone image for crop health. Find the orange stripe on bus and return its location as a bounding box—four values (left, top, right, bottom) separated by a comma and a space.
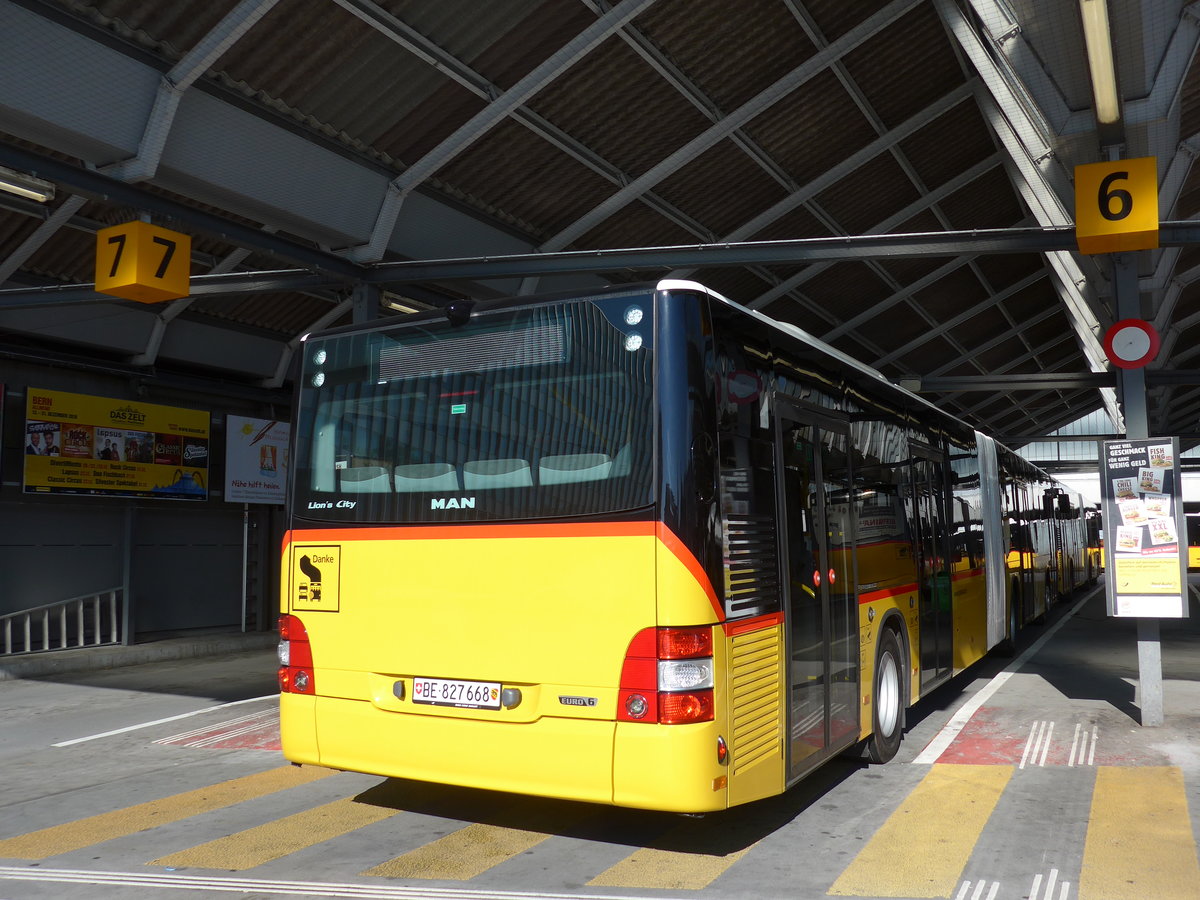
283, 520, 724, 621
858, 567, 985, 604
723, 611, 783, 636
858, 584, 918, 605
655, 523, 723, 621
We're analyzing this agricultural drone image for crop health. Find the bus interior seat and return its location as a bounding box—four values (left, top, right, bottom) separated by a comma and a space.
463, 458, 533, 488
339, 466, 391, 492
538, 453, 612, 484
393, 462, 460, 492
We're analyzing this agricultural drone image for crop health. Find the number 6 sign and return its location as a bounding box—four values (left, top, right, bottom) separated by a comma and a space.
95, 221, 191, 303
1074, 157, 1158, 255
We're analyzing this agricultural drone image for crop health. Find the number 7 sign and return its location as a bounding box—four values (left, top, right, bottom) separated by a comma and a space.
95, 221, 191, 302
1075, 157, 1158, 255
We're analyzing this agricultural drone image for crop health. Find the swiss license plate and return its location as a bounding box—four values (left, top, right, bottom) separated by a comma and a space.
412, 676, 502, 709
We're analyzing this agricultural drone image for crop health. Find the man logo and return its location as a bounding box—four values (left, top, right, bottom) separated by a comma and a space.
431, 497, 476, 510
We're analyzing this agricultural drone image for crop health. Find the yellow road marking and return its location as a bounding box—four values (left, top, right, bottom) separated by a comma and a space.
587, 843, 752, 890
0, 765, 333, 860
364, 823, 550, 880
150, 796, 398, 870
1080, 766, 1200, 900
828, 764, 1013, 898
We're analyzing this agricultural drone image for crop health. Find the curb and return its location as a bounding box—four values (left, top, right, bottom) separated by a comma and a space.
0, 631, 278, 681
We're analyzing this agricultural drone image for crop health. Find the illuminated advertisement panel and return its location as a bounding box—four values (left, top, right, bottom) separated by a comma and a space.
23, 388, 210, 500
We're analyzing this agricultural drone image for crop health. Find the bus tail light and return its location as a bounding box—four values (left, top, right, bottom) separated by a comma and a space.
618, 626, 714, 724
278, 614, 315, 695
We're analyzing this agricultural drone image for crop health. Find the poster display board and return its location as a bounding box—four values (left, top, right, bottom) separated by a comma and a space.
1101, 437, 1188, 617
23, 388, 209, 500
225, 416, 290, 504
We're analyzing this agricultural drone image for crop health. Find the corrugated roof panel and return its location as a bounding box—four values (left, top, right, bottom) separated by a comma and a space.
576, 199, 697, 250
1000, 278, 1060, 323
802, 0, 893, 43
975, 336, 1028, 373
741, 69, 877, 188
813, 152, 922, 235
910, 265, 989, 321
894, 333, 958, 372
938, 167, 1026, 229
840, 3, 963, 129
212, 3, 483, 165
635, 0, 817, 112
49, 0, 242, 59
747, 204, 832, 242
947, 305, 1008, 347
974, 253, 1046, 292
896, 100, 997, 191
655, 139, 790, 237
464, 0, 594, 90
528, 37, 712, 180
433, 119, 614, 239
800, 260, 896, 321
853, 298, 932, 349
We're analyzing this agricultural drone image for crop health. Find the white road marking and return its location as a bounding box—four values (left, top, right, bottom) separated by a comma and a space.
0, 865, 663, 900
912, 587, 1097, 764
52, 695, 276, 747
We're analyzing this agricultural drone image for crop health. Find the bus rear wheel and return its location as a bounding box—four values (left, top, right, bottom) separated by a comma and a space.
866, 627, 903, 764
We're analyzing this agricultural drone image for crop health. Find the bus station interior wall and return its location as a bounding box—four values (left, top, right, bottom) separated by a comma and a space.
1, 362, 286, 633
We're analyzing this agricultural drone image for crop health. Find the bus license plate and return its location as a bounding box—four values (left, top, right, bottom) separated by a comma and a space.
412, 677, 502, 709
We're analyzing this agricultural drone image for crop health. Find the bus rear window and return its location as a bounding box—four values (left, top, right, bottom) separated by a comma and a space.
292, 294, 655, 522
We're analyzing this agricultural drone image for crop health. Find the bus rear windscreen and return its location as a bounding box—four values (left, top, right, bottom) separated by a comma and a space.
292, 294, 655, 522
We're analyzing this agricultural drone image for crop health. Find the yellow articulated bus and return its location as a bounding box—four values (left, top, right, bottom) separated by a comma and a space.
279, 279, 1091, 812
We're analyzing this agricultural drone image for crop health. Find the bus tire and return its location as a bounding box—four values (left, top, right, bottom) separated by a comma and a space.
866, 627, 904, 764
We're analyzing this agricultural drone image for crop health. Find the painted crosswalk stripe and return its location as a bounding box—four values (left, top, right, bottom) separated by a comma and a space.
585, 820, 753, 892
364, 823, 551, 880
828, 765, 1013, 898
0, 765, 333, 860
150, 795, 398, 870
587, 842, 752, 890
1080, 766, 1200, 900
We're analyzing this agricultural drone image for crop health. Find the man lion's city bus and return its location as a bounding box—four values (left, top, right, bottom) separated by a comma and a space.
279, 279, 1092, 812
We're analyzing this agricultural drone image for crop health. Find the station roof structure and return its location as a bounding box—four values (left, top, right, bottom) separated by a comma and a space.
2, 0, 1200, 444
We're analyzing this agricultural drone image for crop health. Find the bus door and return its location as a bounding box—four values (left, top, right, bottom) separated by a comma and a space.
909, 444, 953, 688
777, 402, 859, 781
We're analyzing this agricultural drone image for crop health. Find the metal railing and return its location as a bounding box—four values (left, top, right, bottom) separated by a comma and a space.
1, 588, 123, 656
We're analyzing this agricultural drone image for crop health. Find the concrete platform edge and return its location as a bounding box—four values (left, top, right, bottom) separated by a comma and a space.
0, 631, 278, 681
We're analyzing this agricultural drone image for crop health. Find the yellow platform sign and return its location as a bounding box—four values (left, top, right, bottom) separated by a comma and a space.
95, 221, 191, 303
1075, 157, 1158, 255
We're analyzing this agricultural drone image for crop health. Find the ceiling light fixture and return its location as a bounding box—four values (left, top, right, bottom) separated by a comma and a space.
382, 293, 428, 314
1079, 0, 1120, 126
0, 165, 55, 202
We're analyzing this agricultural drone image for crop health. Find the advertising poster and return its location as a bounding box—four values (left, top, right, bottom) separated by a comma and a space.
1100, 437, 1188, 617
225, 416, 290, 504
24, 388, 209, 500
